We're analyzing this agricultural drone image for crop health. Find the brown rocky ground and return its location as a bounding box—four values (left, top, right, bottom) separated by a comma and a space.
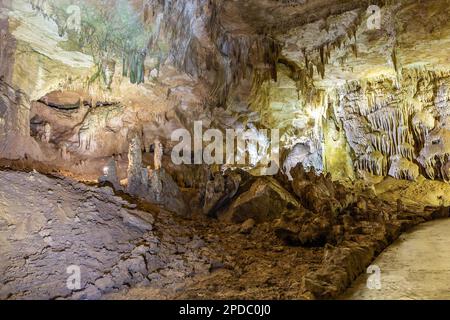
1, 167, 447, 300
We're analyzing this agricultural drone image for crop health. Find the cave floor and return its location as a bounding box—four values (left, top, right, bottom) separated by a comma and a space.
0, 169, 323, 300
2, 169, 449, 300
343, 218, 450, 300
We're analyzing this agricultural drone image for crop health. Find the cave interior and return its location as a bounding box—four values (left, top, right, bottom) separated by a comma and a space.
1, 0, 450, 300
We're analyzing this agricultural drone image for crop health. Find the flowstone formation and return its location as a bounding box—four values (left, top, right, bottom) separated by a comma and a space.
332, 70, 450, 183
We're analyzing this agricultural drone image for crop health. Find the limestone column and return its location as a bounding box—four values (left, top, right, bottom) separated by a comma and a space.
154, 138, 163, 170
43, 123, 51, 143
127, 132, 144, 196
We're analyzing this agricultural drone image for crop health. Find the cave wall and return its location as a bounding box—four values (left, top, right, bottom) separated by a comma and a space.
331, 69, 450, 182
0, 0, 287, 181
0, 79, 43, 160
255, 0, 450, 183
0, 8, 15, 83
259, 67, 450, 183
2, 0, 450, 185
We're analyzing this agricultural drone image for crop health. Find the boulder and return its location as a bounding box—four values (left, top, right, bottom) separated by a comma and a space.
220, 177, 300, 223
273, 209, 312, 245
291, 165, 342, 216
274, 206, 341, 247
298, 216, 333, 247
203, 171, 241, 216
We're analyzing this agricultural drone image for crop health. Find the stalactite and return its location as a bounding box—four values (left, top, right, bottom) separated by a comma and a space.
332, 69, 450, 182
123, 50, 146, 85
388, 155, 419, 181
161, 0, 281, 107
356, 149, 387, 176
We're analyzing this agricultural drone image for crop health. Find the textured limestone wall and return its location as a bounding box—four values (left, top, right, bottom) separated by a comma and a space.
0, 0, 282, 172
250, 0, 450, 183
0, 10, 15, 82
3, 0, 450, 186
0, 79, 42, 160
331, 69, 450, 182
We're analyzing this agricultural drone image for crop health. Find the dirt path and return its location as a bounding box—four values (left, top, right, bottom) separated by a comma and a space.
343, 219, 450, 300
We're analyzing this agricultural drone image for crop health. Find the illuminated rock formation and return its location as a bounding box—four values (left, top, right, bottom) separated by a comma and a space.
3, 0, 450, 301
99, 157, 120, 190
127, 132, 146, 196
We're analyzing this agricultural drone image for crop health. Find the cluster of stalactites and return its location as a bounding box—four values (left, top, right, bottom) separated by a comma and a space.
355, 148, 387, 176
289, 10, 363, 94
412, 110, 436, 149
336, 69, 450, 182
161, 0, 281, 107
366, 105, 415, 159
388, 155, 419, 181
417, 127, 450, 182
419, 153, 450, 182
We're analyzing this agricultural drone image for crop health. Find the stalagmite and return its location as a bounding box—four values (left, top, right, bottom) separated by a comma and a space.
42, 122, 51, 143
154, 138, 163, 170
101, 59, 116, 89
127, 132, 145, 196
99, 157, 121, 190
60, 144, 70, 161
148, 167, 163, 202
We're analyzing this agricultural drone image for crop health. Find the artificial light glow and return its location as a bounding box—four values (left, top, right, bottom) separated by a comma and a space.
309, 108, 323, 121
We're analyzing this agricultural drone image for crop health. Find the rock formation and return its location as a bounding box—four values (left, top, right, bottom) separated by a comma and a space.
0, 170, 212, 300
2, 0, 450, 301
99, 157, 121, 190
146, 167, 187, 216
221, 177, 301, 223
127, 132, 146, 196
153, 138, 163, 171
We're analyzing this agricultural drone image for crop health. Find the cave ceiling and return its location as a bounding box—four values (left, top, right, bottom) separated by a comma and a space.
228, 0, 450, 87
5, 0, 450, 96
